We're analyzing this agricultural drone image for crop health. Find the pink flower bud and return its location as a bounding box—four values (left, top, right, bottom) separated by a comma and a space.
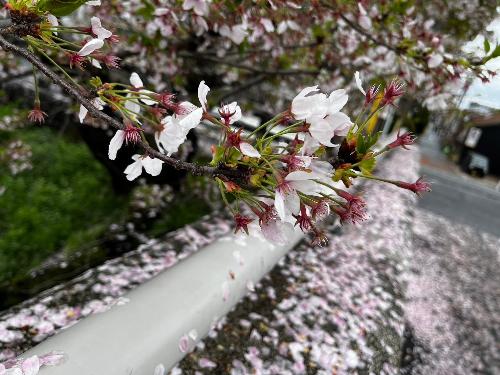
28, 104, 47, 124
387, 130, 416, 150
123, 123, 142, 144
365, 85, 380, 105
395, 177, 431, 196
234, 214, 253, 235
381, 79, 405, 106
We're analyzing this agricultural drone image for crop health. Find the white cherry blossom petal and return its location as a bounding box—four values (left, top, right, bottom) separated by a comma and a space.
108, 130, 125, 160
354, 71, 366, 95
77, 38, 104, 56
142, 156, 163, 176
124, 156, 143, 181
240, 142, 261, 158
139, 90, 157, 105
188, 329, 198, 341
5, 368, 22, 375
178, 334, 190, 353
326, 112, 353, 136
130, 72, 144, 88
91, 58, 101, 69
124, 94, 141, 117
198, 358, 217, 369
309, 118, 336, 147
78, 105, 88, 123
261, 220, 292, 244
274, 191, 286, 221
91, 17, 112, 40
198, 81, 210, 110
153, 364, 165, 375
47, 14, 58, 30
179, 107, 203, 130
285, 170, 316, 181
21, 356, 40, 375
327, 89, 348, 114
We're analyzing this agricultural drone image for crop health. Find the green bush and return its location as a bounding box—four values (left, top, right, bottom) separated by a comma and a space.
0, 127, 126, 284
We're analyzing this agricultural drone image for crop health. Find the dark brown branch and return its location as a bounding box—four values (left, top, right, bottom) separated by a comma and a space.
0, 34, 234, 178
215, 75, 266, 103
179, 52, 320, 76
338, 14, 401, 54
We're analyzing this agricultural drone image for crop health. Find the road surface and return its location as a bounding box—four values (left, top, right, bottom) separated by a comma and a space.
418, 165, 500, 236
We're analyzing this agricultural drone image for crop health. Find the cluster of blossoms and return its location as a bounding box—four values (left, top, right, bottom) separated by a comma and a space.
0, 1, 434, 246
85, 70, 427, 245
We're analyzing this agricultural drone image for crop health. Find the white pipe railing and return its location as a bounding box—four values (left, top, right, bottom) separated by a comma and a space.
22, 228, 303, 374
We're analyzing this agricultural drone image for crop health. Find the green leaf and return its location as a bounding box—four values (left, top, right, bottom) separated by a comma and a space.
37, 0, 89, 17
356, 131, 382, 155
484, 38, 491, 53
136, 0, 155, 20
359, 158, 377, 175
490, 44, 500, 59
89, 76, 103, 88
209, 146, 225, 166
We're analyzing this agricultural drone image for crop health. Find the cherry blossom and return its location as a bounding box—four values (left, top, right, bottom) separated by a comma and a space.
428, 53, 444, 69
218, 102, 242, 125
381, 79, 405, 106
291, 86, 327, 122
129, 73, 155, 104
274, 171, 324, 222
156, 103, 203, 156
90, 17, 112, 40
183, 0, 210, 17
358, 3, 372, 30
124, 155, 164, 181
219, 24, 248, 45
291, 86, 351, 147
108, 123, 142, 160
78, 97, 105, 124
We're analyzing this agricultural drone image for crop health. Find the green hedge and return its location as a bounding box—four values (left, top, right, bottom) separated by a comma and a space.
0, 128, 126, 284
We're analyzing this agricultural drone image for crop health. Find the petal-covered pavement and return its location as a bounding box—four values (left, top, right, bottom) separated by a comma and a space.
403, 208, 500, 375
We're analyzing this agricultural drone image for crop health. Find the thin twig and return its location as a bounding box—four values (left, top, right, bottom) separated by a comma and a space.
179, 52, 320, 76
0, 34, 233, 178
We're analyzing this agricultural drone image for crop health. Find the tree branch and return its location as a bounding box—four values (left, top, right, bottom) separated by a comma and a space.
0, 34, 232, 178
179, 52, 320, 76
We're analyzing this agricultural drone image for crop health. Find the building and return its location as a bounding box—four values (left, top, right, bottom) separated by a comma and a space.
458, 113, 500, 176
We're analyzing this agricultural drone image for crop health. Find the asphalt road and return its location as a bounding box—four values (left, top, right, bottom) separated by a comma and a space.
418, 166, 500, 237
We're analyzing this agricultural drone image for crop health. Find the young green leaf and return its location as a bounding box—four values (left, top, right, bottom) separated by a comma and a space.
37, 0, 89, 17
359, 158, 377, 175
484, 38, 490, 53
